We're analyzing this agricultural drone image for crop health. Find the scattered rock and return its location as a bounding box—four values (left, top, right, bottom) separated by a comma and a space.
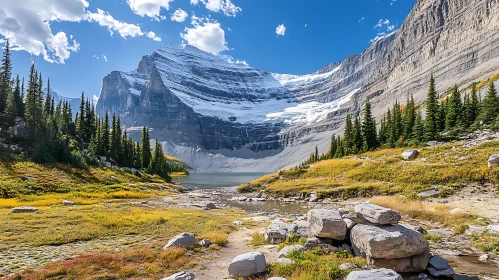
416, 189, 440, 199
228, 252, 267, 277
487, 224, 499, 234
346, 268, 403, 280
10, 206, 38, 213
350, 224, 428, 260
368, 249, 431, 273
400, 223, 425, 234
205, 202, 217, 209
264, 222, 298, 244
275, 258, 295, 265
254, 192, 263, 198
449, 208, 468, 214
62, 200, 75, 206
199, 239, 212, 247
488, 154, 499, 168
354, 204, 401, 225
478, 254, 490, 262
339, 262, 358, 270
309, 192, 319, 202
163, 233, 198, 249
277, 245, 305, 258
234, 221, 244, 226
402, 149, 419, 160
293, 220, 312, 237
162, 271, 195, 280
24, 176, 35, 181
307, 209, 347, 240
427, 255, 454, 277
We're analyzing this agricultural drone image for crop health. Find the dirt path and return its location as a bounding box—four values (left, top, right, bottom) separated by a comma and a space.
194, 226, 277, 280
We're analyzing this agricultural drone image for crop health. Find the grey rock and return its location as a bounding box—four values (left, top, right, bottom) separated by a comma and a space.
254, 192, 263, 198
277, 245, 305, 258
417, 273, 430, 280
62, 200, 75, 206
402, 150, 419, 160
427, 267, 455, 277
487, 224, 499, 234
368, 249, 431, 273
228, 252, 266, 277
354, 204, 401, 225
163, 233, 198, 249
400, 223, 425, 234
205, 202, 217, 209
478, 254, 490, 262
293, 220, 312, 237
428, 255, 451, 270
342, 212, 370, 224
10, 206, 38, 213
309, 192, 319, 202
489, 154, 499, 168
344, 218, 356, 229
234, 220, 244, 226
162, 271, 195, 280
416, 189, 440, 199
275, 258, 295, 265
307, 209, 347, 240
339, 262, 358, 270
304, 237, 339, 251
346, 269, 402, 280
350, 224, 428, 259
264, 222, 297, 244
199, 239, 212, 247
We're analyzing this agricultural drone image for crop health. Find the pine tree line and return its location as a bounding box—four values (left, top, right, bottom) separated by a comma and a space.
0, 40, 189, 179
304, 74, 498, 165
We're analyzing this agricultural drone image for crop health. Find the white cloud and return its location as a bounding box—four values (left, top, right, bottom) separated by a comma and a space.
276, 24, 286, 36
359, 17, 365, 22
190, 0, 242, 17
387, 25, 395, 31
374, 19, 391, 29
391, 0, 397, 5
102, 55, 107, 61
0, 0, 87, 63
225, 55, 248, 66
171, 9, 188, 22
87, 9, 161, 41
126, 0, 173, 20
227, 27, 232, 32
180, 16, 228, 55
304, 24, 307, 28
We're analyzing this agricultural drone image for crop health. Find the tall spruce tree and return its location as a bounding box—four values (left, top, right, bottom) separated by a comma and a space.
412, 111, 424, 142
445, 85, 462, 130
0, 40, 12, 114
13, 75, 23, 118
343, 114, 354, 154
141, 127, 151, 168
362, 100, 378, 151
4, 90, 17, 127
479, 82, 498, 125
424, 75, 439, 140
353, 116, 363, 153
403, 94, 416, 139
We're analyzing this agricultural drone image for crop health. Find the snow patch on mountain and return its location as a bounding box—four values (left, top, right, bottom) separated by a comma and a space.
272, 65, 341, 88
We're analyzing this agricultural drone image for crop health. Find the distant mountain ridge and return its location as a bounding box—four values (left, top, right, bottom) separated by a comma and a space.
96, 0, 499, 172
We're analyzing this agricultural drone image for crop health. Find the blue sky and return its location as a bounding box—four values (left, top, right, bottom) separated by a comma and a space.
1, 0, 416, 99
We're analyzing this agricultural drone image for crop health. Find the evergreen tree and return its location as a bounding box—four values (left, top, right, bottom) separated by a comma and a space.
362, 100, 378, 151
353, 116, 363, 153
403, 94, 416, 139
469, 83, 480, 125
43, 78, 52, 118
479, 82, 498, 125
13, 75, 23, 118
392, 100, 403, 141
314, 145, 319, 162
424, 75, 439, 140
343, 114, 353, 154
329, 135, 338, 159
4, 90, 17, 127
412, 111, 424, 142
445, 85, 462, 130
76, 92, 85, 139
0, 40, 12, 114
101, 112, 110, 156
141, 127, 151, 168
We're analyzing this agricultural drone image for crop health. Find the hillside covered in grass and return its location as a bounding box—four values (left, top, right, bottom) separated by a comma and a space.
241, 138, 499, 199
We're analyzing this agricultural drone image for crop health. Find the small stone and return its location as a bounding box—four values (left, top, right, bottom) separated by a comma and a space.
417, 273, 430, 280
205, 202, 217, 209
346, 268, 402, 280
428, 255, 451, 270
162, 271, 195, 280
427, 267, 454, 277
10, 206, 38, 213
276, 245, 305, 258
234, 220, 244, 226
488, 154, 499, 168
275, 258, 295, 265
62, 200, 75, 206
402, 149, 419, 160
417, 189, 440, 199
309, 192, 319, 202
199, 239, 212, 247
339, 262, 358, 270
254, 192, 263, 198
478, 254, 490, 262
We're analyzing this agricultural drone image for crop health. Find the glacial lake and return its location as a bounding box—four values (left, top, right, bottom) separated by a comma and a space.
172, 172, 271, 187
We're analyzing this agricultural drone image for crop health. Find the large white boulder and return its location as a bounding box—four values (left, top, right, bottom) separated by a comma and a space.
346, 269, 402, 280
162, 271, 195, 280
264, 222, 298, 244
163, 233, 198, 249
402, 150, 419, 160
307, 209, 347, 240
276, 245, 305, 258
354, 204, 401, 225
488, 154, 499, 168
487, 224, 499, 234
350, 224, 428, 259
228, 252, 267, 277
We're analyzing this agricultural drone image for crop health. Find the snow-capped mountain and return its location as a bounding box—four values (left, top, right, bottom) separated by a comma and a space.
97, 0, 499, 172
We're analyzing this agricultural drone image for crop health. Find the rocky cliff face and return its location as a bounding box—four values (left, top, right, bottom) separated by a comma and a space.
96, 0, 499, 172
